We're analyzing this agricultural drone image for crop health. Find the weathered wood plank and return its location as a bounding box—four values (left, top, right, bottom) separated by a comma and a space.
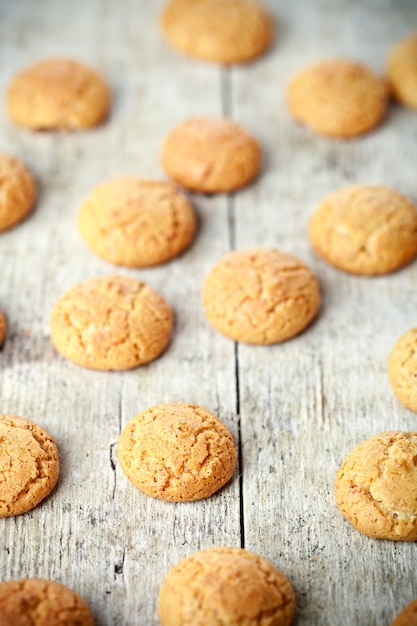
1, 0, 417, 624
0, 1, 240, 624
233, 1, 417, 624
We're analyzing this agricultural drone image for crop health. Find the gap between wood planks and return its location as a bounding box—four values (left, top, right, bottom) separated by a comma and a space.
221, 66, 245, 550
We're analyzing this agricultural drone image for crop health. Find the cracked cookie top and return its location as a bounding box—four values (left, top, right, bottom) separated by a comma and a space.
387, 32, 417, 111
388, 327, 417, 413
202, 247, 320, 344
7, 58, 111, 130
0, 153, 37, 233
161, 117, 261, 193
334, 431, 417, 541
0, 415, 59, 517
308, 185, 417, 275
0, 578, 94, 625
50, 275, 173, 370
117, 403, 237, 501
287, 59, 387, 138
161, 0, 273, 65
78, 178, 197, 267
158, 547, 295, 626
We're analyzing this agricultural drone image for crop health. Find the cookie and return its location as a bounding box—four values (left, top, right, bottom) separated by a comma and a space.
161, 0, 273, 65
391, 599, 417, 626
287, 59, 387, 137
78, 178, 196, 267
0, 309, 6, 346
388, 327, 417, 412
0, 153, 37, 233
334, 431, 417, 541
202, 247, 320, 344
117, 403, 236, 501
387, 33, 417, 110
7, 58, 111, 130
308, 185, 417, 275
0, 415, 59, 517
161, 117, 261, 193
0, 578, 94, 626
50, 275, 173, 370
158, 547, 295, 626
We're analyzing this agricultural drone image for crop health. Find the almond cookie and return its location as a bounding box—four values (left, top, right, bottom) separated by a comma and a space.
202, 247, 320, 344
391, 599, 417, 626
387, 33, 417, 110
0, 415, 59, 517
117, 403, 236, 501
158, 547, 295, 626
161, 0, 273, 65
50, 275, 173, 370
7, 58, 111, 130
0, 309, 6, 346
388, 327, 417, 412
309, 185, 417, 275
288, 59, 387, 138
78, 178, 196, 267
334, 431, 417, 541
161, 117, 261, 193
0, 153, 36, 233
0, 578, 94, 625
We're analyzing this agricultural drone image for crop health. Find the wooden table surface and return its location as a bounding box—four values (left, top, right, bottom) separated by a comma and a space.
1, 1, 416, 624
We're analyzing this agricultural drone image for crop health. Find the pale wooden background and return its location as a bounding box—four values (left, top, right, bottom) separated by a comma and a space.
0, 1, 416, 624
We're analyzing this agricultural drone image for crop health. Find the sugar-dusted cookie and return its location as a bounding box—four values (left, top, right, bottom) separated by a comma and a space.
161, 0, 273, 65
387, 33, 417, 110
334, 431, 417, 540
0, 578, 94, 626
0, 415, 59, 517
288, 59, 387, 137
118, 403, 236, 501
309, 185, 417, 275
202, 247, 320, 344
0, 309, 6, 346
50, 275, 173, 370
388, 327, 417, 412
391, 599, 417, 626
78, 178, 196, 267
0, 153, 36, 233
7, 58, 111, 130
161, 117, 261, 193
158, 547, 295, 626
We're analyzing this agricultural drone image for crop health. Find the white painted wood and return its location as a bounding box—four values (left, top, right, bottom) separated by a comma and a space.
233, 1, 417, 625
0, 0, 416, 624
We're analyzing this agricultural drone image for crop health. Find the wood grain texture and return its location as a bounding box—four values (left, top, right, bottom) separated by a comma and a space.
0, 1, 416, 625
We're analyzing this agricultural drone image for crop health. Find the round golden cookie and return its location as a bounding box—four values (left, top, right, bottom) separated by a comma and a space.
0, 415, 59, 517
78, 178, 197, 267
161, 0, 273, 65
202, 247, 320, 344
388, 327, 417, 412
50, 275, 173, 370
391, 599, 417, 626
117, 403, 236, 501
0, 578, 94, 626
387, 33, 417, 110
0, 153, 36, 233
158, 547, 295, 626
308, 185, 417, 275
161, 117, 261, 193
334, 431, 417, 541
0, 309, 6, 346
287, 59, 387, 137
7, 58, 111, 130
